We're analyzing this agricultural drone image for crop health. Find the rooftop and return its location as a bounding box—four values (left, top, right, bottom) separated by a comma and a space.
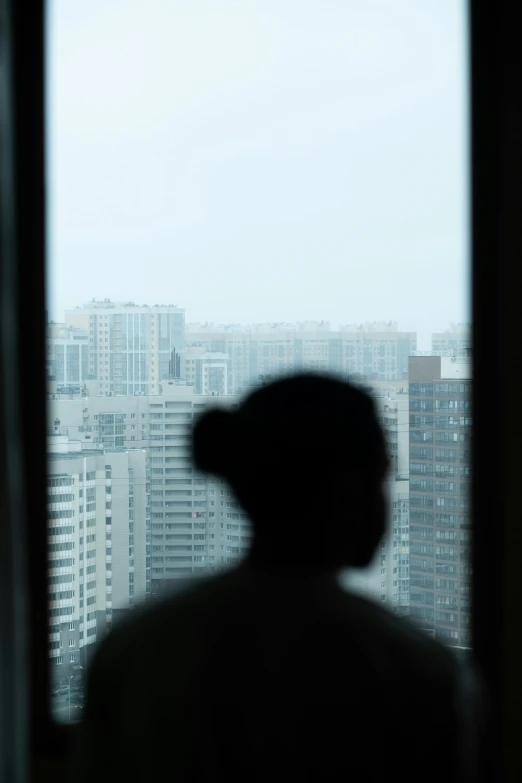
67, 299, 183, 312
186, 320, 414, 335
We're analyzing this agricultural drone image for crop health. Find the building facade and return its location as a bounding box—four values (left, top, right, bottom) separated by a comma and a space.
431, 323, 471, 358
187, 321, 417, 394
47, 323, 90, 388
50, 383, 252, 597
185, 348, 230, 396
408, 356, 472, 647
47, 435, 148, 685
65, 299, 186, 396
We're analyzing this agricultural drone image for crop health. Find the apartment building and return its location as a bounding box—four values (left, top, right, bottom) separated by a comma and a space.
408, 356, 472, 647
50, 382, 252, 597
186, 321, 417, 394
185, 347, 230, 395
343, 389, 409, 614
47, 323, 89, 387
431, 323, 471, 358
47, 434, 148, 685
65, 299, 185, 396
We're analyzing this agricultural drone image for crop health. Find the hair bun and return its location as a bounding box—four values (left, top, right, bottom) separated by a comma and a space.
192, 408, 238, 477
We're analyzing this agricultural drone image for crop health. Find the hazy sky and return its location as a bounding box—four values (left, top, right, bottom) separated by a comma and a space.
47, 0, 469, 349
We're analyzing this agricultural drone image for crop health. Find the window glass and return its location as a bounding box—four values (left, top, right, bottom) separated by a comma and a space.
46, 0, 470, 721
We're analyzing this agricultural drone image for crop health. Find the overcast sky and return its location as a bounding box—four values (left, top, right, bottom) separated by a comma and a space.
46, 0, 469, 348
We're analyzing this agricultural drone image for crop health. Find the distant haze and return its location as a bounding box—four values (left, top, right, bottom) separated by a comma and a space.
47, 0, 469, 350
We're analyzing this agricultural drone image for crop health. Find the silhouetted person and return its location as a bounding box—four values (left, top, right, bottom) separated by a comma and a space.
73, 373, 485, 782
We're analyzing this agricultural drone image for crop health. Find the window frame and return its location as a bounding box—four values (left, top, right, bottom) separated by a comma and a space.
1, 0, 63, 777
470, 1, 522, 778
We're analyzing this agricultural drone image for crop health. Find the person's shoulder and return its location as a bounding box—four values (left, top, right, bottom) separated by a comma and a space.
89, 570, 236, 669
337, 590, 460, 682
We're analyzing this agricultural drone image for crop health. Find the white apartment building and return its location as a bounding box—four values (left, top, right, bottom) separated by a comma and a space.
47, 323, 89, 388
185, 348, 230, 396
65, 299, 185, 396
342, 389, 410, 615
47, 435, 148, 684
187, 321, 417, 394
431, 323, 471, 358
50, 383, 252, 597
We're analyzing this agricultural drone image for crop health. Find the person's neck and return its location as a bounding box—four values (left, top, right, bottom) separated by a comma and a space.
245, 533, 340, 579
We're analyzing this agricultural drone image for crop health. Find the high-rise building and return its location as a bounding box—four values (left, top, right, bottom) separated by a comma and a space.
185, 347, 230, 395
408, 356, 472, 647
65, 299, 185, 396
431, 323, 471, 358
50, 382, 252, 596
187, 321, 417, 394
47, 323, 90, 389
47, 433, 148, 685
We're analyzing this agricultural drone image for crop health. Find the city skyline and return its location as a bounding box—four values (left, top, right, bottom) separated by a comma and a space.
47, 303, 472, 717
47, 300, 470, 400
51, 298, 470, 354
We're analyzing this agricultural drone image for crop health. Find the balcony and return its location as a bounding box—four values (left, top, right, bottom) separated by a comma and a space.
81, 442, 103, 451
47, 426, 68, 436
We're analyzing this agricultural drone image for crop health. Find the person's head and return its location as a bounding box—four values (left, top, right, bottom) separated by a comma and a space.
192, 373, 389, 570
